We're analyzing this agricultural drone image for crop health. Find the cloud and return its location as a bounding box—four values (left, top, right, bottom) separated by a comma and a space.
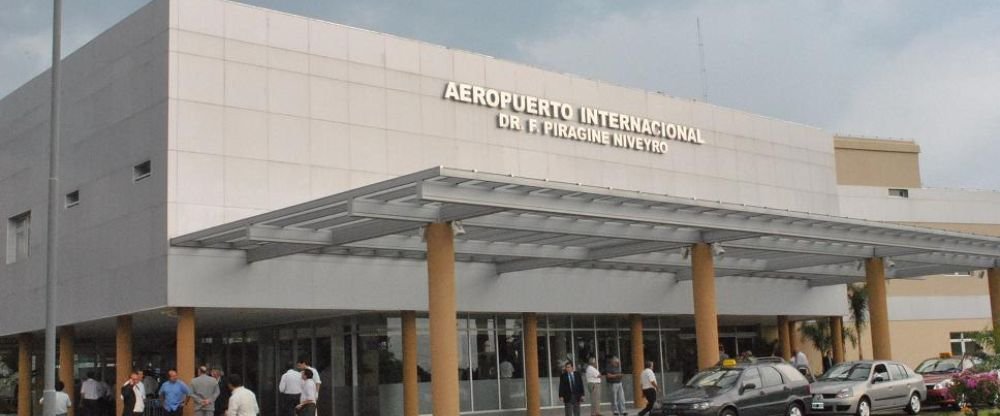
513, 1, 1000, 189
835, 12, 1000, 190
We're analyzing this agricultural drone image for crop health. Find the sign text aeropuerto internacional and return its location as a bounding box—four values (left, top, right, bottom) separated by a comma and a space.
443, 81, 704, 155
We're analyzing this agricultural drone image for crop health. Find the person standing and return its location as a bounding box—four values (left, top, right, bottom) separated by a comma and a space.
296, 357, 322, 391
80, 372, 103, 416
159, 369, 191, 416
39, 381, 72, 416
718, 344, 730, 361
636, 361, 659, 416
605, 357, 626, 416
141, 369, 158, 399
277, 364, 302, 416
791, 348, 810, 368
211, 369, 230, 416
296, 369, 318, 416
558, 361, 585, 416
226, 374, 260, 416
121, 371, 145, 416
190, 366, 220, 416
585, 358, 602, 416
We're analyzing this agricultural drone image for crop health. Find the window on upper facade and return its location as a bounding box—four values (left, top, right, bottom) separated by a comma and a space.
65, 190, 80, 208
888, 188, 909, 198
6, 211, 31, 264
133, 160, 151, 182
950, 332, 982, 356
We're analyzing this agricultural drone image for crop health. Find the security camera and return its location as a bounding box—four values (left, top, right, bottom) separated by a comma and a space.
711, 242, 725, 257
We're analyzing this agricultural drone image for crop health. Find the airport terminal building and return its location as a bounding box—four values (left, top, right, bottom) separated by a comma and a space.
2, 1, 1000, 415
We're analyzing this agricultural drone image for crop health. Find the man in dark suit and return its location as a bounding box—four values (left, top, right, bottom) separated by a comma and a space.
559, 361, 585, 416
121, 371, 144, 416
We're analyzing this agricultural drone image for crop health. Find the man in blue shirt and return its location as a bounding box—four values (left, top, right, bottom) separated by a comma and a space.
159, 369, 191, 416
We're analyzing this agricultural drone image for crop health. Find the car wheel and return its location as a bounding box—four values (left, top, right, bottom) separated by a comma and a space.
720, 407, 738, 416
905, 393, 921, 414
786, 401, 804, 416
855, 397, 871, 416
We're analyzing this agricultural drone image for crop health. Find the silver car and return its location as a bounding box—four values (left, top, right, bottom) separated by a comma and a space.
809, 360, 926, 416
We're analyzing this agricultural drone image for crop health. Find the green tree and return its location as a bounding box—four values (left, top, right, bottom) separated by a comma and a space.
800, 320, 832, 356
847, 283, 869, 360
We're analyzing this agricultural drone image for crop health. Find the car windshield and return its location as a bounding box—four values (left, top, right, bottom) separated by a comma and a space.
686, 368, 743, 389
915, 358, 960, 373
819, 363, 872, 381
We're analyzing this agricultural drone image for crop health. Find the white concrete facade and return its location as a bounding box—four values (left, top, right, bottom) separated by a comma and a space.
8, 0, 962, 336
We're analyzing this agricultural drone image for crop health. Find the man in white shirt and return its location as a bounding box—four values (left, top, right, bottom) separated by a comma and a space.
80, 372, 103, 416
637, 361, 659, 416
39, 380, 72, 416
296, 369, 318, 416
585, 358, 603, 416
226, 374, 260, 416
792, 348, 810, 369
277, 364, 302, 416
296, 357, 322, 390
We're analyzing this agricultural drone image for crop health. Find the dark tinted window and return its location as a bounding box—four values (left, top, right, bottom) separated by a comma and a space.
873, 364, 889, 381
742, 368, 762, 388
760, 366, 783, 387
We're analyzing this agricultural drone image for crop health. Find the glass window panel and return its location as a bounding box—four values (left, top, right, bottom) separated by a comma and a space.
547, 315, 572, 329
499, 317, 525, 409
549, 331, 574, 374
595, 315, 618, 329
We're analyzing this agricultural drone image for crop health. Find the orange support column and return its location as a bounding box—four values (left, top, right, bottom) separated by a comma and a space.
524, 313, 541, 416
831, 316, 845, 364
788, 320, 799, 354
989, 268, 1000, 328
866, 258, 892, 360
777, 316, 791, 361
58, 326, 75, 416
17, 334, 31, 416
176, 308, 196, 416
402, 311, 418, 416
692, 243, 719, 370
630, 314, 645, 409
426, 223, 459, 416
116, 315, 133, 416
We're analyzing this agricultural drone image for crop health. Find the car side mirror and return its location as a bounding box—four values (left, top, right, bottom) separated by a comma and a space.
873, 374, 885, 383
741, 383, 757, 394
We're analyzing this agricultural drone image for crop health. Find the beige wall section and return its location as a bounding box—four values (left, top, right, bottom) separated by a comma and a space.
815, 319, 993, 369
886, 275, 989, 297
834, 136, 921, 187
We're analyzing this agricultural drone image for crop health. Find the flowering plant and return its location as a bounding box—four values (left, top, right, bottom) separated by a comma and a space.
949, 369, 1000, 411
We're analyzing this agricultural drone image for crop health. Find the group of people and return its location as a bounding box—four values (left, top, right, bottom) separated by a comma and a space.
41, 366, 259, 416
558, 358, 660, 416
277, 357, 322, 416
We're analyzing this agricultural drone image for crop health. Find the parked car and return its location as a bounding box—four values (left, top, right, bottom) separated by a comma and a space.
659, 358, 811, 416
810, 360, 926, 416
914, 355, 980, 409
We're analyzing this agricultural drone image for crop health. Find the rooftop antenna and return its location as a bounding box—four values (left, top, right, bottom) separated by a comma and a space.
697, 17, 708, 102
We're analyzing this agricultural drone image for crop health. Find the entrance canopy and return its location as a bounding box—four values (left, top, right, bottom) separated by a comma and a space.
171, 167, 1000, 286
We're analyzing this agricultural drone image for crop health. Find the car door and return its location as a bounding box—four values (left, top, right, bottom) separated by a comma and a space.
868, 363, 895, 410
759, 365, 789, 415
890, 364, 918, 407
737, 368, 765, 416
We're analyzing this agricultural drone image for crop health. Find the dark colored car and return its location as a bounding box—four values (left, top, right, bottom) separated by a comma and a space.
914, 356, 979, 408
659, 359, 811, 416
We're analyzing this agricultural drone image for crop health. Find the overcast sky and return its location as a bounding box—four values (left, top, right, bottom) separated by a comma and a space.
3, 0, 999, 190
